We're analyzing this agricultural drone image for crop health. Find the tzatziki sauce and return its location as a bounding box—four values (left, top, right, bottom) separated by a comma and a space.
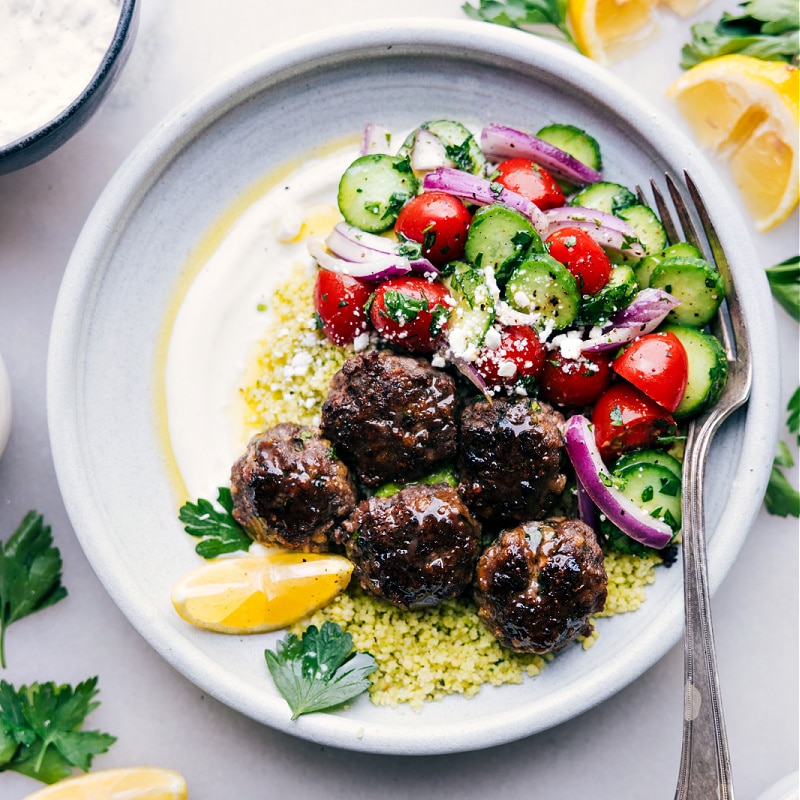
165, 147, 355, 501
0, 0, 122, 147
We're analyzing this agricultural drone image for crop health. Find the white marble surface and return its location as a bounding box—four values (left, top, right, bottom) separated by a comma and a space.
0, 0, 797, 797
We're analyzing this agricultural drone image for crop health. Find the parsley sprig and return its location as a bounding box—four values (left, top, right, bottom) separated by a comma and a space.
265, 622, 377, 719
0, 512, 67, 669
681, 0, 800, 69
178, 487, 252, 559
462, 0, 578, 49
766, 255, 799, 322
0, 678, 116, 784
766, 388, 800, 518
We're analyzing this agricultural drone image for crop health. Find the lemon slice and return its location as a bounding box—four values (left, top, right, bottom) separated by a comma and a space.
667, 55, 799, 232
171, 552, 353, 633
659, 0, 712, 18
22, 767, 187, 800
568, 0, 660, 65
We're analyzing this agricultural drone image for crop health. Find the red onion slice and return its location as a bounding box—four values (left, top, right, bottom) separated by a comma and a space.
361, 123, 392, 155
581, 288, 681, 352
411, 129, 451, 171
449, 352, 491, 398
564, 415, 674, 549
423, 167, 549, 234
575, 475, 599, 534
480, 124, 603, 186
309, 242, 412, 280
324, 223, 439, 275
545, 206, 645, 258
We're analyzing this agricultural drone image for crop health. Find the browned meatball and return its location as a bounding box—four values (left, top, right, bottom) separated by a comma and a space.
230, 423, 357, 552
320, 350, 458, 488
457, 398, 567, 523
335, 483, 482, 609
473, 518, 607, 654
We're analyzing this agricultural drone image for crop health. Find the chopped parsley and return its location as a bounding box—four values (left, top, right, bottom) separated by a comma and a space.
381, 289, 429, 323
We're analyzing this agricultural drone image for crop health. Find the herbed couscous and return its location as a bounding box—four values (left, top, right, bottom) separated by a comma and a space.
241, 263, 666, 710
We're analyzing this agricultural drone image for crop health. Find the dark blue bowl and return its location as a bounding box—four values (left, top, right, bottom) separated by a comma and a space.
0, 0, 140, 175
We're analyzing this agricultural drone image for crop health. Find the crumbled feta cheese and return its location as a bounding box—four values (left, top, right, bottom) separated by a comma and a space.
431, 354, 447, 368
551, 329, 585, 360
497, 360, 517, 378
483, 327, 502, 350
513, 290, 531, 309
353, 332, 371, 351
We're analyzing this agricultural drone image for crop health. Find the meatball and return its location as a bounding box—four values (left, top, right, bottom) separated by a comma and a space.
230, 422, 357, 552
473, 518, 607, 654
335, 483, 482, 609
320, 350, 458, 488
458, 398, 567, 523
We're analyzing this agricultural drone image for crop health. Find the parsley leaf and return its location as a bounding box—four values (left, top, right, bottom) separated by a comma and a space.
787, 385, 800, 445
680, 0, 799, 68
765, 441, 800, 517
178, 487, 252, 559
765, 255, 800, 322
0, 512, 67, 669
265, 622, 377, 719
0, 678, 116, 784
462, 0, 577, 49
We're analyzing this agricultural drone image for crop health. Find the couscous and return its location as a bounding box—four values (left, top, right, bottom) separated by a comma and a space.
241, 262, 666, 710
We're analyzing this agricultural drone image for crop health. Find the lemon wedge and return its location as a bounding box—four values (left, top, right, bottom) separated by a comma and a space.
568, 0, 660, 65
171, 552, 353, 634
21, 767, 187, 800
667, 55, 799, 232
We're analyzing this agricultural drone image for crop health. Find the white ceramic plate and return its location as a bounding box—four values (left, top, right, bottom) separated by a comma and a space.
47, 20, 779, 755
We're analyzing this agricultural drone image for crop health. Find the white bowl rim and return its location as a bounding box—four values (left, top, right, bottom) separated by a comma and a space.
47, 18, 780, 755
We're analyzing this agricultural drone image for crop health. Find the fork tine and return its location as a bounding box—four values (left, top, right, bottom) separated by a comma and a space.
645, 178, 681, 246
665, 173, 705, 252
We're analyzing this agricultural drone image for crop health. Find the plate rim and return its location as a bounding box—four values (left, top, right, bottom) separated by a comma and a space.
46, 18, 780, 755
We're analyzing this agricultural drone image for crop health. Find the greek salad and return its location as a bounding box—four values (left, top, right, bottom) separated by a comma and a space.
310, 118, 728, 555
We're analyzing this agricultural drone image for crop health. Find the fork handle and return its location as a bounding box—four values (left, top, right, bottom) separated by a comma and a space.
676, 425, 735, 800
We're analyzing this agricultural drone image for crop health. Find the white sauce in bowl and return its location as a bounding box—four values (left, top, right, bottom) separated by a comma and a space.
0, 0, 122, 147
165, 146, 355, 500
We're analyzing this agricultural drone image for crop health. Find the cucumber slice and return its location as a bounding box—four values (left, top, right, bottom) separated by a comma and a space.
571, 181, 636, 215
578, 264, 638, 326
634, 241, 703, 288
463, 203, 544, 285
444, 261, 496, 354
535, 123, 602, 172
650, 256, 725, 327
505, 255, 580, 330
420, 119, 486, 175
660, 324, 728, 418
614, 462, 683, 532
616, 204, 668, 256
337, 154, 417, 233
613, 448, 682, 480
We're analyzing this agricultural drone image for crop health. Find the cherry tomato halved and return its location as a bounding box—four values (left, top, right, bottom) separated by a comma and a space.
369, 275, 453, 353
492, 158, 565, 210
592, 383, 678, 462
314, 269, 373, 346
394, 191, 472, 266
545, 227, 613, 296
538, 349, 613, 408
475, 325, 546, 388
613, 331, 689, 412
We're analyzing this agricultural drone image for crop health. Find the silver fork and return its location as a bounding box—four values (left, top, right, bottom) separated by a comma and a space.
644, 172, 753, 800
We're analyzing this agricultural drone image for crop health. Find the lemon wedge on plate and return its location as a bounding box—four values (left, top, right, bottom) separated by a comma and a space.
667, 55, 799, 232
21, 767, 187, 800
568, 0, 660, 65
171, 551, 353, 634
